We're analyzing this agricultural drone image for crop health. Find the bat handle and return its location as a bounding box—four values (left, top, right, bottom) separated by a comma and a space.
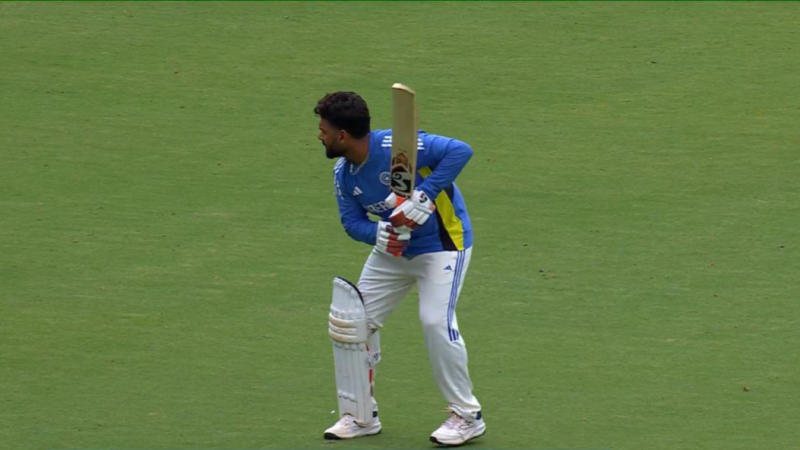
389, 195, 408, 258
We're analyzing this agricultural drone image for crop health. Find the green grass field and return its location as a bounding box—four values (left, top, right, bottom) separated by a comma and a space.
2, 2, 799, 449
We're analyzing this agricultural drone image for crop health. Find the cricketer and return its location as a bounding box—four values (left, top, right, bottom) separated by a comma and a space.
315, 90, 485, 446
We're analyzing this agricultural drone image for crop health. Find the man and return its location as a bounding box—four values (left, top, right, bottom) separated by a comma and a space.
315, 91, 485, 446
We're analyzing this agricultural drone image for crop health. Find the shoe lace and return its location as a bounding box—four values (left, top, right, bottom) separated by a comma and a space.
340, 414, 373, 430
339, 414, 359, 429
443, 412, 471, 430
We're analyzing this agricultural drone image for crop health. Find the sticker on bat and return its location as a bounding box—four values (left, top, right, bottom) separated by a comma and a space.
391, 164, 412, 195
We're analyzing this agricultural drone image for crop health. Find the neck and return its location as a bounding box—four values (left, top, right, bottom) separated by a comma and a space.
344, 133, 370, 165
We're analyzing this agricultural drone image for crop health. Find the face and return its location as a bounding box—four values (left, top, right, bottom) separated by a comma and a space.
318, 119, 348, 159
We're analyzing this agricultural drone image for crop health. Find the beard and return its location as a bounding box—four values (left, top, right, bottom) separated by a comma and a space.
324, 141, 346, 159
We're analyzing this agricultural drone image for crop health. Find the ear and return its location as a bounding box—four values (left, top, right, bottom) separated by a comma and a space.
337, 129, 348, 142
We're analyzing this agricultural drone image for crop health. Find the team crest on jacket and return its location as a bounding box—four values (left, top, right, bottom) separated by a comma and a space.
379, 171, 391, 186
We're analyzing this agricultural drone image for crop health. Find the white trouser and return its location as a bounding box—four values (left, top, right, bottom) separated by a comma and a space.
358, 246, 481, 416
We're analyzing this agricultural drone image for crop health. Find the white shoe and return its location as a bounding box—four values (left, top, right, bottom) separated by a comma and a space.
430, 411, 486, 446
323, 413, 382, 440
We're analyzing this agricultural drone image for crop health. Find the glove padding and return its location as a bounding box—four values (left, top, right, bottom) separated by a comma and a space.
386, 190, 436, 231
375, 220, 411, 257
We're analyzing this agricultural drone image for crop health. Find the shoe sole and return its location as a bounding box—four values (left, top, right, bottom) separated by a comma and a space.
429, 429, 486, 447
324, 428, 381, 440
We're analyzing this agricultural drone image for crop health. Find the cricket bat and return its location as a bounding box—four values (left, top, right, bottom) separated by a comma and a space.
390, 83, 418, 198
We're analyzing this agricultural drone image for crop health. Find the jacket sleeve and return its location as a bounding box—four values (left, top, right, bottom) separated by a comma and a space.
416, 134, 473, 200
334, 166, 377, 245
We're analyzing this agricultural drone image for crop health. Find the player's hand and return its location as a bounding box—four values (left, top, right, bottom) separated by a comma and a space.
375, 221, 411, 257
387, 190, 436, 231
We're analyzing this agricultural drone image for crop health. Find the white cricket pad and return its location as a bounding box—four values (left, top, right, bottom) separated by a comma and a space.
329, 277, 372, 424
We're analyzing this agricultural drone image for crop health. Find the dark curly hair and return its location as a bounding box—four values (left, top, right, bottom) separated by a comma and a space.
314, 91, 371, 138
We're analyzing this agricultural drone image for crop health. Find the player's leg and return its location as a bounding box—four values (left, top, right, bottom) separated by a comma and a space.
357, 248, 415, 407
325, 277, 382, 439
414, 247, 485, 446
324, 249, 414, 439
416, 248, 481, 414
359, 248, 416, 327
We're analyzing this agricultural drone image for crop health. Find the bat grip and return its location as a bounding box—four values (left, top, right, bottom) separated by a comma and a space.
389, 196, 408, 257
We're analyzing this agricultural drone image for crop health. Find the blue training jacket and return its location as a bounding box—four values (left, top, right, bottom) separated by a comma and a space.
333, 129, 473, 255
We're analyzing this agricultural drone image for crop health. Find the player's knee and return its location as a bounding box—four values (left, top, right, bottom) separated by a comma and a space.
418, 312, 446, 334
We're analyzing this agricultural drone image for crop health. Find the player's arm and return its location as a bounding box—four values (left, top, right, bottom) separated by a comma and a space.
386, 134, 473, 231
415, 134, 474, 200
335, 172, 378, 245
334, 168, 409, 255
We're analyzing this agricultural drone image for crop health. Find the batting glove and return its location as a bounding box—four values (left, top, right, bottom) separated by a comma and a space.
387, 190, 436, 231
375, 221, 411, 257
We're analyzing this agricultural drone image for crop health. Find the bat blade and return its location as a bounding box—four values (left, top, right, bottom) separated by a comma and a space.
390, 83, 417, 198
